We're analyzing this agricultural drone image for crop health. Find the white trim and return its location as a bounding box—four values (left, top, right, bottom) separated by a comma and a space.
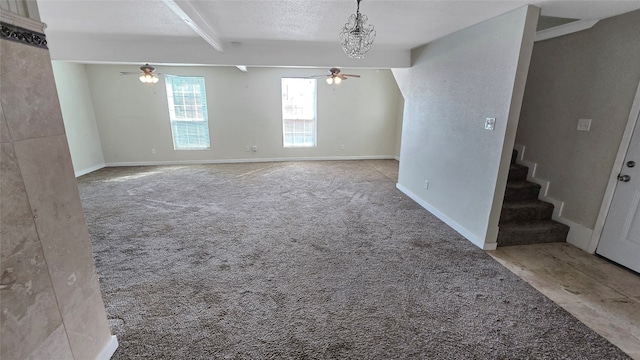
104, 155, 396, 167
0, 7, 46, 33
394, 155, 400, 161
395, 183, 494, 250
95, 335, 118, 360
534, 19, 599, 42
554, 216, 593, 252
75, 163, 105, 178
589, 80, 640, 253
513, 144, 565, 218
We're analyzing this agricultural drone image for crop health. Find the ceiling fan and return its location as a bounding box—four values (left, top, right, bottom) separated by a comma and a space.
311, 67, 361, 84
120, 63, 162, 84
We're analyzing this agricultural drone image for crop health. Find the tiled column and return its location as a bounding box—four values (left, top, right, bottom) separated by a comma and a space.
0, 13, 114, 360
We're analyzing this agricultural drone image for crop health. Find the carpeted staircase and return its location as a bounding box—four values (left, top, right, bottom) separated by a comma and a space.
497, 151, 569, 246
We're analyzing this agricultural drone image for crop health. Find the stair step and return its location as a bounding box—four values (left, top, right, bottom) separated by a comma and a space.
508, 163, 529, 182
497, 220, 570, 247
500, 200, 554, 223
504, 181, 541, 201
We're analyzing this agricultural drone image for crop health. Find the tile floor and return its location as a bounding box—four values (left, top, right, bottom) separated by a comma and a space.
488, 243, 640, 360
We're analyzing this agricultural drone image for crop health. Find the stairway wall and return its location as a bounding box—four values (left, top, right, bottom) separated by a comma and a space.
515, 9, 640, 231
393, 5, 540, 249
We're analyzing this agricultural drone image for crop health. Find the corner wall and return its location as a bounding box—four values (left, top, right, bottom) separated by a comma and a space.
52, 61, 105, 177
82, 65, 403, 165
515, 9, 640, 250
393, 5, 539, 249
0, 14, 114, 360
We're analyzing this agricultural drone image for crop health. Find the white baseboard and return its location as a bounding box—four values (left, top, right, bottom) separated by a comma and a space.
554, 217, 593, 252
513, 144, 593, 251
75, 163, 106, 177
105, 155, 396, 167
96, 335, 118, 360
395, 183, 494, 250
394, 155, 400, 161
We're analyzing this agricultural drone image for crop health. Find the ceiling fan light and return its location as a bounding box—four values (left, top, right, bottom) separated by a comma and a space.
139, 74, 146, 83
334, 76, 342, 84
152, 75, 159, 83
326, 77, 334, 85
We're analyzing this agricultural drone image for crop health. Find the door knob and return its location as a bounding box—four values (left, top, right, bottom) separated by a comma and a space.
618, 174, 631, 182
627, 161, 636, 168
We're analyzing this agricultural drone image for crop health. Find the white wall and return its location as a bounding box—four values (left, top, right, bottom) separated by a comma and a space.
51, 61, 105, 176
516, 9, 640, 234
84, 65, 403, 165
393, 6, 539, 249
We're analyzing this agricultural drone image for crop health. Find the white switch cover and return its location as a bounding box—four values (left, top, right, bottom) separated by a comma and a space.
577, 119, 592, 131
485, 118, 496, 131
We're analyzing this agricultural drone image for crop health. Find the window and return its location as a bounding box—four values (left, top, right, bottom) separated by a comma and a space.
282, 78, 316, 148
165, 76, 210, 150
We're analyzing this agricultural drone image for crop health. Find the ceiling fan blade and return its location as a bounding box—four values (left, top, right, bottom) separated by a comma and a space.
120, 71, 140, 75
342, 74, 361, 78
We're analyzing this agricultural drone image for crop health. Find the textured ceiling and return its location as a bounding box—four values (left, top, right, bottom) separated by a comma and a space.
36, 0, 640, 68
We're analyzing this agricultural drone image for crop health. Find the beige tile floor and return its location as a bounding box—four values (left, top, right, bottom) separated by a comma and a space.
488, 243, 640, 359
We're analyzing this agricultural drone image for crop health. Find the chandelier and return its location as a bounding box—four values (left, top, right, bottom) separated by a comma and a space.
339, 0, 376, 59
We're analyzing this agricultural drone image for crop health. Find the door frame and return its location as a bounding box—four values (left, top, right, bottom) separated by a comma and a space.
588, 79, 640, 253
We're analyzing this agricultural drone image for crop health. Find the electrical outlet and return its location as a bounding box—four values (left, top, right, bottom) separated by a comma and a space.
245, 145, 251, 152
340, 144, 345, 150
424, 180, 429, 189
252, 145, 258, 152
151, 148, 156, 154
577, 119, 592, 132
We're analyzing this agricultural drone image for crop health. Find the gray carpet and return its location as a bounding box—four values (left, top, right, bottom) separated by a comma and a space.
77, 160, 629, 359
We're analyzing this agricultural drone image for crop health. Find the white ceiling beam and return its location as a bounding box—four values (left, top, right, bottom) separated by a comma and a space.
161, 0, 224, 52
534, 19, 599, 42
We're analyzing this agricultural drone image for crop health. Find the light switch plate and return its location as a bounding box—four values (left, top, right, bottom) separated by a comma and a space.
577, 119, 592, 132
485, 118, 496, 131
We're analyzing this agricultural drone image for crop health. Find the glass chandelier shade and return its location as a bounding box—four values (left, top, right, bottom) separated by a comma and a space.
139, 73, 159, 84
339, 0, 375, 59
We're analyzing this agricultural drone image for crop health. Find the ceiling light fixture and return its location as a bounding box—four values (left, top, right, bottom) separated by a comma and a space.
339, 0, 376, 59
138, 64, 159, 84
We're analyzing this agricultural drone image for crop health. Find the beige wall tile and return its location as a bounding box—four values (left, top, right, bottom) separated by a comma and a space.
0, 101, 10, 143
64, 289, 112, 360
0, 39, 65, 141
13, 135, 102, 314
1, 142, 37, 255
0, 142, 64, 360
25, 324, 74, 360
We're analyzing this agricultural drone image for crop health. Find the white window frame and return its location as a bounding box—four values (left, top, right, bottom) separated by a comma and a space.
281, 78, 317, 148
165, 76, 211, 150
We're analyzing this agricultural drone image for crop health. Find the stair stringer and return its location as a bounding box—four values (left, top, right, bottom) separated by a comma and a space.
512, 144, 594, 251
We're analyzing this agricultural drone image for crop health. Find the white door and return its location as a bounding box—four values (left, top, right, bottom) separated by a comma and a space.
597, 113, 640, 273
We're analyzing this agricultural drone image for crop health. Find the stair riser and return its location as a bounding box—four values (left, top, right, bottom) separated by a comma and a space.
508, 167, 528, 182
500, 206, 553, 223
497, 227, 569, 247
504, 187, 540, 201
